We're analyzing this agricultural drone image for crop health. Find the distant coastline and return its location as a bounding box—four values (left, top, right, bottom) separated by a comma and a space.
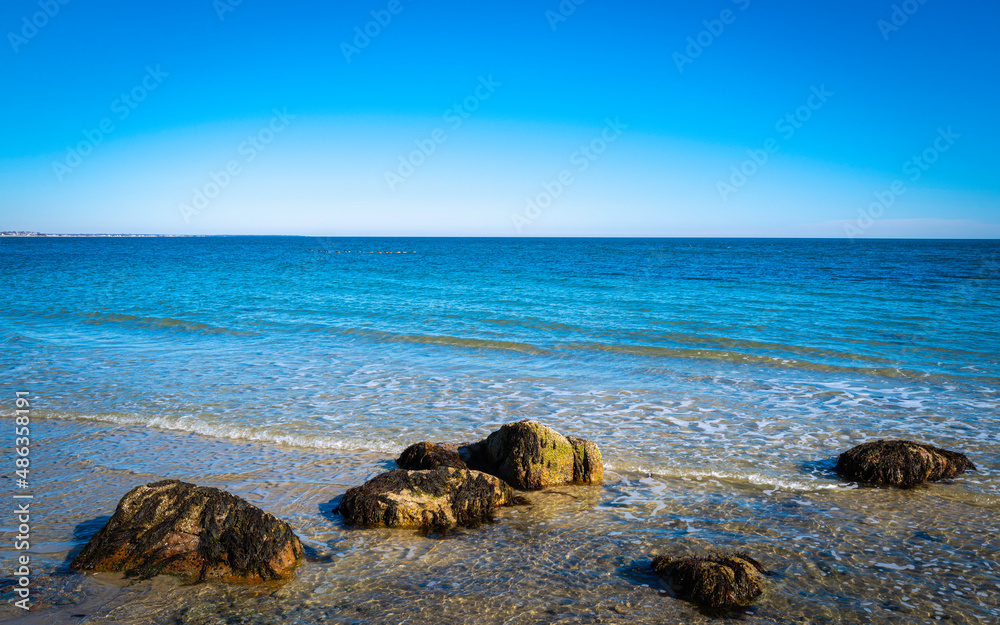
0, 231, 198, 237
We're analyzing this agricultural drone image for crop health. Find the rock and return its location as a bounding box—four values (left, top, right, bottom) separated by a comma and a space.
485, 420, 576, 489
651, 553, 767, 613
396, 442, 468, 470
836, 440, 976, 488
337, 467, 515, 531
566, 435, 604, 485
71, 480, 304, 582
463, 420, 603, 490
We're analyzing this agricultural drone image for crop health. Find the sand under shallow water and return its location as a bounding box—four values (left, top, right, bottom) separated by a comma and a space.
3, 418, 998, 625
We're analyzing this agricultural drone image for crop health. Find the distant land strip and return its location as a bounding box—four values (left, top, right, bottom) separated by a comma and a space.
1, 232, 198, 237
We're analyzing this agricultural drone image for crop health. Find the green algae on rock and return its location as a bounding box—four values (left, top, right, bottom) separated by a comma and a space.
836, 439, 976, 488
463, 420, 604, 490
651, 552, 767, 613
566, 434, 604, 485
337, 466, 515, 531
71, 480, 304, 583
398, 421, 604, 491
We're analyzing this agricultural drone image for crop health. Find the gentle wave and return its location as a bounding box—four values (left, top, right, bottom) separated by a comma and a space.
561, 342, 989, 381
604, 462, 848, 492
38, 410, 404, 454
309, 326, 553, 355
602, 330, 898, 365
81, 312, 256, 336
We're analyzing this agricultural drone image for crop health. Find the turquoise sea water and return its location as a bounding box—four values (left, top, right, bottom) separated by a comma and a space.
1, 237, 998, 624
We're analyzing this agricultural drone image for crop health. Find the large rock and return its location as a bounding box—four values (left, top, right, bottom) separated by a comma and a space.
651, 553, 767, 613
463, 420, 604, 490
337, 467, 515, 531
836, 440, 976, 488
396, 442, 468, 471
71, 480, 304, 583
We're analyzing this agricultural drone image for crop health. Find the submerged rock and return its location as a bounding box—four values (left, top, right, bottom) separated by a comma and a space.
337, 467, 515, 531
651, 553, 767, 613
463, 420, 604, 490
836, 440, 976, 488
396, 442, 468, 471
71, 480, 304, 582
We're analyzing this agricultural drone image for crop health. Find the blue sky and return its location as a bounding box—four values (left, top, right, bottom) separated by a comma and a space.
1, 0, 997, 236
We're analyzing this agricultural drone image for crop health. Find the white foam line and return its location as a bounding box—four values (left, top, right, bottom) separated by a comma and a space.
47, 411, 405, 454
605, 463, 845, 492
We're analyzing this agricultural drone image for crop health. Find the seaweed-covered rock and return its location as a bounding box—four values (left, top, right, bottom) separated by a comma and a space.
651, 553, 767, 613
71, 480, 304, 582
337, 467, 515, 531
836, 440, 976, 488
462, 420, 603, 490
566, 435, 604, 485
485, 420, 576, 489
396, 442, 468, 471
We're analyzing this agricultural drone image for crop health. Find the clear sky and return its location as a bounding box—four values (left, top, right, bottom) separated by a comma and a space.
1, 0, 998, 237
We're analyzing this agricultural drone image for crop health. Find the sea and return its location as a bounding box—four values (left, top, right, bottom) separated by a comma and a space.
0, 237, 998, 624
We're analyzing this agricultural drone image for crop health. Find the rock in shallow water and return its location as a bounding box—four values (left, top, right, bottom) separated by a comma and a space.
396, 421, 604, 491
467, 420, 603, 490
651, 553, 767, 613
337, 467, 515, 530
395, 441, 468, 471
71, 480, 304, 582
836, 439, 976, 488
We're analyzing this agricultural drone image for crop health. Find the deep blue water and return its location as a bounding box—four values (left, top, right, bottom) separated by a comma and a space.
1, 237, 998, 484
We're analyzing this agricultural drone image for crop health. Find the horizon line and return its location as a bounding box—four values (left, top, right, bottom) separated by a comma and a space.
3, 232, 1000, 241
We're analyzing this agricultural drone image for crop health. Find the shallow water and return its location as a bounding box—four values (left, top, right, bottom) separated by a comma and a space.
0, 237, 998, 623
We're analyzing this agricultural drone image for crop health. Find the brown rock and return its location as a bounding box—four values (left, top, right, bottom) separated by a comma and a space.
836, 439, 976, 488
396, 441, 468, 470
651, 552, 767, 613
337, 467, 515, 531
474, 420, 604, 490
567, 435, 604, 485
71, 480, 304, 582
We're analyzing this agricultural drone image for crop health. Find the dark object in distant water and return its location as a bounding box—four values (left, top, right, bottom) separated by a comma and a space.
651, 552, 767, 613
396, 441, 469, 471
337, 467, 516, 531
71, 480, 304, 582
460, 420, 604, 490
836, 439, 976, 488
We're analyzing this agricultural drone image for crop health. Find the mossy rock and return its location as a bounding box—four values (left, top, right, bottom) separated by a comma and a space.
71, 480, 304, 583
396, 442, 468, 471
836, 439, 976, 488
566, 435, 604, 485
651, 552, 767, 613
396, 421, 604, 491
337, 467, 515, 531
466, 420, 604, 490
